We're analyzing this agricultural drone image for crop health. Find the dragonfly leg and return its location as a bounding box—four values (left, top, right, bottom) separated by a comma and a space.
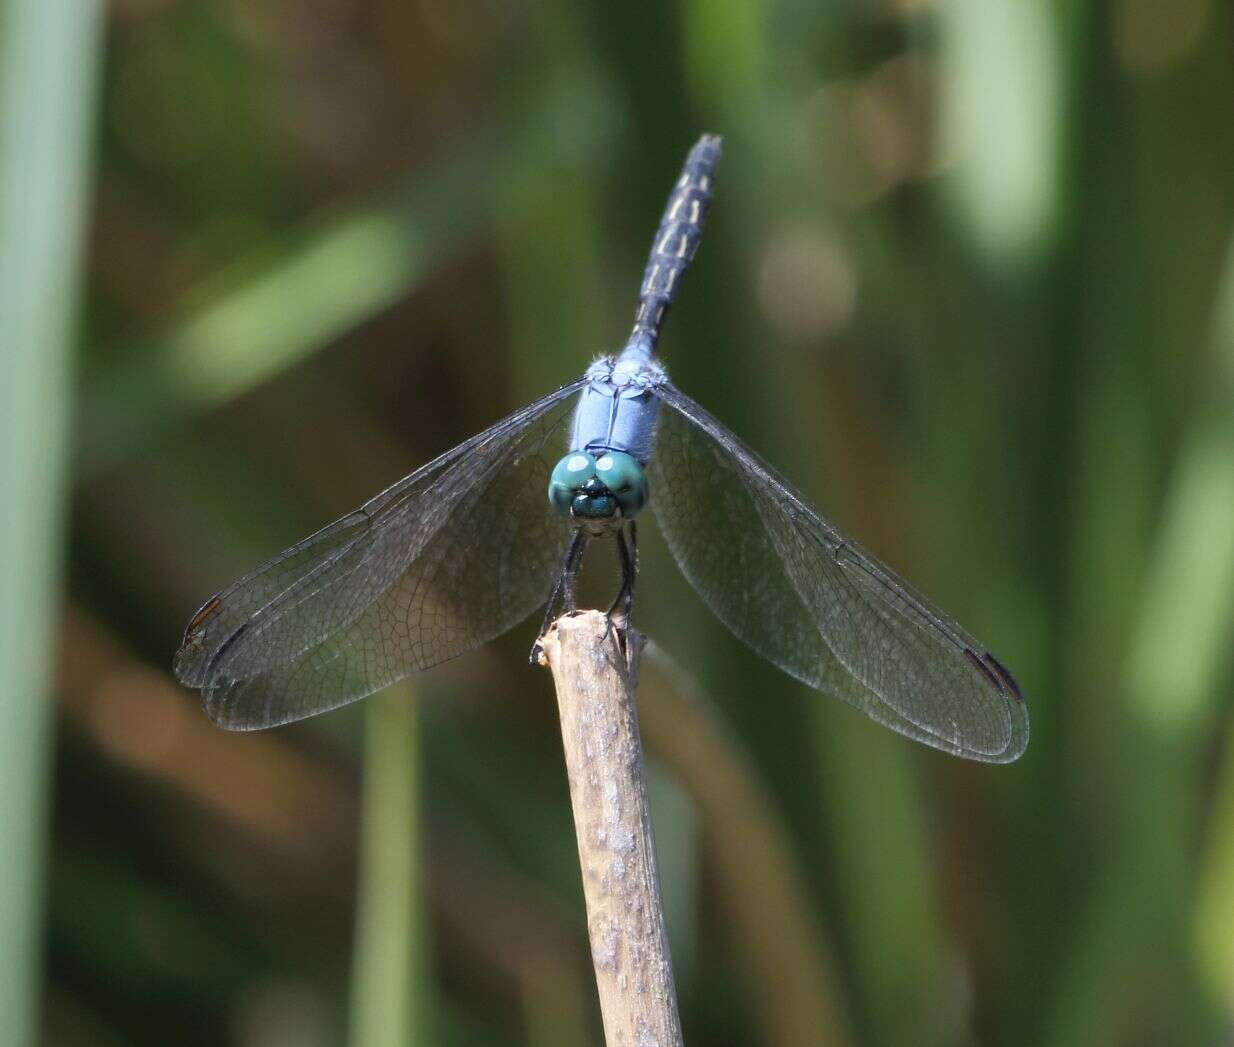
561, 528, 588, 613
606, 521, 637, 629
626, 519, 639, 618
531, 528, 588, 664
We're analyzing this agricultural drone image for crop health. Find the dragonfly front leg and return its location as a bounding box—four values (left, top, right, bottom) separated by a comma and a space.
531, 528, 588, 663
607, 520, 638, 630
561, 528, 588, 613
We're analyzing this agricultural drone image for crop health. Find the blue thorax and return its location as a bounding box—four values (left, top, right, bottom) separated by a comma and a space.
569, 333, 667, 465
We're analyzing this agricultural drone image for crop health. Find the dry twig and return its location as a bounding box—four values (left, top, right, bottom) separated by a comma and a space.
538, 611, 683, 1047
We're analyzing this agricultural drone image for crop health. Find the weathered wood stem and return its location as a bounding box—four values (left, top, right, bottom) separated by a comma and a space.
538, 611, 683, 1047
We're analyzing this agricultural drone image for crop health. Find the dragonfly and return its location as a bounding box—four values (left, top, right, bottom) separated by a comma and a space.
175, 134, 1028, 762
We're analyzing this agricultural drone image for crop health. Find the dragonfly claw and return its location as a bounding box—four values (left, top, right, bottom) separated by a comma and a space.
529, 637, 547, 666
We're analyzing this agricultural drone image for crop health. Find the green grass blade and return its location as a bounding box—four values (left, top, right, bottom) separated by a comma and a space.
349, 687, 431, 1047
1182, 236, 1234, 1007
938, 0, 1066, 269
0, 1, 104, 1044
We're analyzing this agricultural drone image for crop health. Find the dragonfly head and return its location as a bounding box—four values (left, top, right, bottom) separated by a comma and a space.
549, 451, 647, 526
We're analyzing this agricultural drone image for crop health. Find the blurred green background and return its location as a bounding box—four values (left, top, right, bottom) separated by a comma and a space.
4, 0, 1234, 1044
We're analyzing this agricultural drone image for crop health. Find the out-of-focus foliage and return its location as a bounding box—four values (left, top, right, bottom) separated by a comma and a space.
7, 0, 1233, 1044
1, 2, 104, 1046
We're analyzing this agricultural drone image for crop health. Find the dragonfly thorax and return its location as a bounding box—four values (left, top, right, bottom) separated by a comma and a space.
548, 450, 647, 532
569, 350, 666, 466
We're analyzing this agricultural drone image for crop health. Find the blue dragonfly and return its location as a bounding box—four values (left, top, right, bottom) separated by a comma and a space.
176, 135, 1028, 762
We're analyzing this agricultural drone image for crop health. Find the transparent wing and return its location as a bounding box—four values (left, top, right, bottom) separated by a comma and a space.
649, 383, 1028, 762
174, 379, 586, 730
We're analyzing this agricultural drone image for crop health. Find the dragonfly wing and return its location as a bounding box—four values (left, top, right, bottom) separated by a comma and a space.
649, 383, 1028, 762
175, 379, 585, 729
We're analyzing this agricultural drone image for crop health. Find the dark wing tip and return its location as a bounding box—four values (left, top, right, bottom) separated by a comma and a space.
960, 646, 1030, 762
174, 593, 224, 686
962, 647, 1026, 705
174, 601, 250, 696
963, 647, 1001, 690
981, 651, 1025, 703
183, 594, 222, 638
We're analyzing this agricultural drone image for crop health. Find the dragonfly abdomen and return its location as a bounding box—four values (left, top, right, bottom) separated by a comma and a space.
632, 134, 721, 345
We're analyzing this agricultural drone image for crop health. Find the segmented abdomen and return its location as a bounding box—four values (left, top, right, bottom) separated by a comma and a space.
632, 134, 721, 344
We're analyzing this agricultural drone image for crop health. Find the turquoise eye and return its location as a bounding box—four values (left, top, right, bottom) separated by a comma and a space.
548, 450, 647, 521
548, 453, 597, 516
595, 452, 648, 518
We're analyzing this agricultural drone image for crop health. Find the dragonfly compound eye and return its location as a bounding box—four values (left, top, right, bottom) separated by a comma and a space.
595, 452, 647, 519
548, 452, 598, 517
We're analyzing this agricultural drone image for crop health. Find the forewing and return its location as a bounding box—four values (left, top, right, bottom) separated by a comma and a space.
175, 379, 585, 729
649, 384, 1028, 762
